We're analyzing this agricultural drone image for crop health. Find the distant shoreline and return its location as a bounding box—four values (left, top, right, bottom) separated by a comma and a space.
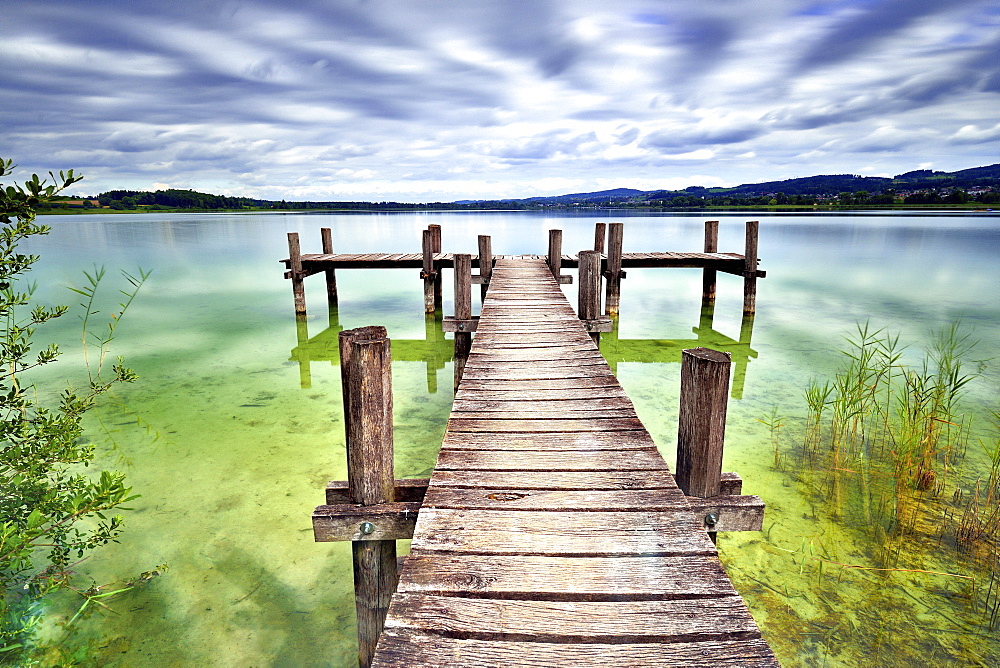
37, 204, 997, 216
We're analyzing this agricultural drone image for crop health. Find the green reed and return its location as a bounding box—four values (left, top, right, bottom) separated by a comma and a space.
774, 321, 1000, 635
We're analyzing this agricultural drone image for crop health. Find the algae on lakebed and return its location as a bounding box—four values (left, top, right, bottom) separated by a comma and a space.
19, 211, 1000, 666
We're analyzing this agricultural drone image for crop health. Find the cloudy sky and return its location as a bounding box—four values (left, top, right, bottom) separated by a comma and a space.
3, 0, 999, 202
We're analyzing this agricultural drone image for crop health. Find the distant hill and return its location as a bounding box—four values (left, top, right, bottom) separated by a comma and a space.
64, 162, 999, 213
503, 163, 1000, 205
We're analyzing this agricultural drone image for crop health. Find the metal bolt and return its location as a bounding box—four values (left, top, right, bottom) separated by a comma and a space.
360, 522, 375, 535
704, 513, 719, 528
458, 323, 465, 331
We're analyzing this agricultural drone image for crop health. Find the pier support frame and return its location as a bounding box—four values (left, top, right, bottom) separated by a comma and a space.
604, 222, 624, 316
743, 221, 759, 315
452, 253, 472, 390
321, 227, 338, 308
702, 220, 718, 302
338, 326, 396, 668
287, 232, 306, 317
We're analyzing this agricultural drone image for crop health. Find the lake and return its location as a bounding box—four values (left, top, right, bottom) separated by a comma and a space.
18, 210, 1000, 666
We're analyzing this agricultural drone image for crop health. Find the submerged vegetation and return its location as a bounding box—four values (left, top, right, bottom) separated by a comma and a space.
0, 159, 154, 663
764, 321, 1000, 662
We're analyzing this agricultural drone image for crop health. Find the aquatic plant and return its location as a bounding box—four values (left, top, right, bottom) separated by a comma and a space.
770, 321, 1000, 639
0, 159, 149, 662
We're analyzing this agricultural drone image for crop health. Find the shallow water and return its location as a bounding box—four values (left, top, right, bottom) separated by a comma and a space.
15, 210, 1000, 666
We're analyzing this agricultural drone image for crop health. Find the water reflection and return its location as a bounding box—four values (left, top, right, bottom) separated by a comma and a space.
290, 293, 757, 399
291, 309, 452, 393
601, 297, 757, 399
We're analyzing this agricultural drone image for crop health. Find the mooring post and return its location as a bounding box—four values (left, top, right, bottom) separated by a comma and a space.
605, 222, 624, 316
676, 347, 731, 499
429, 224, 443, 311
702, 220, 719, 302
320, 227, 338, 309
594, 222, 607, 253
578, 250, 602, 343
453, 253, 472, 391
547, 229, 563, 280
287, 232, 306, 317
743, 221, 759, 316
477, 234, 493, 302
421, 229, 435, 314
295, 316, 311, 389
338, 326, 396, 668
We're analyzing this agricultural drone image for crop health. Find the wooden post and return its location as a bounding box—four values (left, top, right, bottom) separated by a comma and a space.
288, 232, 306, 317
424, 315, 439, 394
429, 224, 443, 310
702, 220, 718, 302
594, 222, 607, 253
477, 234, 493, 302
453, 253, 472, 391
743, 220, 759, 316
321, 227, 338, 308
421, 229, 435, 314
605, 222, 623, 316
295, 316, 311, 389
338, 326, 396, 668
676, 347, 731, 500
578, 250, 601, 344
547, 229, 563, 279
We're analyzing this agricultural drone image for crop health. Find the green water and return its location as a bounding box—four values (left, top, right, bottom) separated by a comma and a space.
14, 210, 1000, 666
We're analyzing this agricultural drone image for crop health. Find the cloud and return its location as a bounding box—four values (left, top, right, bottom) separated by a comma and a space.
2, 0, 998, 201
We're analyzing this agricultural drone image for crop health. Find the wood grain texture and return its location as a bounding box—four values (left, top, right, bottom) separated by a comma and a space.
395, 553, 737, 598
372, 632, 779, 667
365, 257, 772, 666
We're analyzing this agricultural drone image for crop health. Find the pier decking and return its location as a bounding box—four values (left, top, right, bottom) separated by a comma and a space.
368, 258, 776, 666
284, 250, 754, 276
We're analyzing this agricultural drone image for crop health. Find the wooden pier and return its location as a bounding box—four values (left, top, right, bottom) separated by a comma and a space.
302, 222, 775, 666
377, 258, 774, 666
283, 220, 766, 319
298, 221, 777, 668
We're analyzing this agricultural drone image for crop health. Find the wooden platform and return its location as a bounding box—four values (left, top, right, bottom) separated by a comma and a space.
370, 258, 776, 667
284, 251, 761, 278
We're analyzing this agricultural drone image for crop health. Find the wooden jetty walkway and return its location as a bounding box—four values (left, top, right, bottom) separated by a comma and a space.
304, 221, 775, 666
368, 257, 775, 666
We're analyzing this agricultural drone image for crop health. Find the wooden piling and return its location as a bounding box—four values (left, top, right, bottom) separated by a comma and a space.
295, 316, 311, 389
604, 222, 623, 316
578, 250, 602, 343
429, 224, 443, 310
743, 221, 759, 316
547, 229, 563, 280
338, 326, 396, 668
676, 348, 731, 500
288, 232, 306, 316
453, 253, 472, 391
702, 220, 719, 302
321, 227, 339, 308
594, 222, 606, 253
421, 229, 435, 314
477, 235, 492, 302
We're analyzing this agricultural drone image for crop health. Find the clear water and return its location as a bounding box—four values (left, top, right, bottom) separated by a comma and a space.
15, 210, 1000, 666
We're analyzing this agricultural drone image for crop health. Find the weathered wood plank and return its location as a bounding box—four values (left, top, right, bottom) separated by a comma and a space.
409, 509, 716, 556
453, 387, 629, 401
383, 593, 762, 642
395, 553, 738, 598
448, 408, 638, 419
446, 417, 647, 433
373, 632, 780, 668
423, 486, 688, 512
441, 430, 656, 451
312, 502, 420, 541
434, 448, 668, 471
429, 468, 680, 491
451, 398, 634, 412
